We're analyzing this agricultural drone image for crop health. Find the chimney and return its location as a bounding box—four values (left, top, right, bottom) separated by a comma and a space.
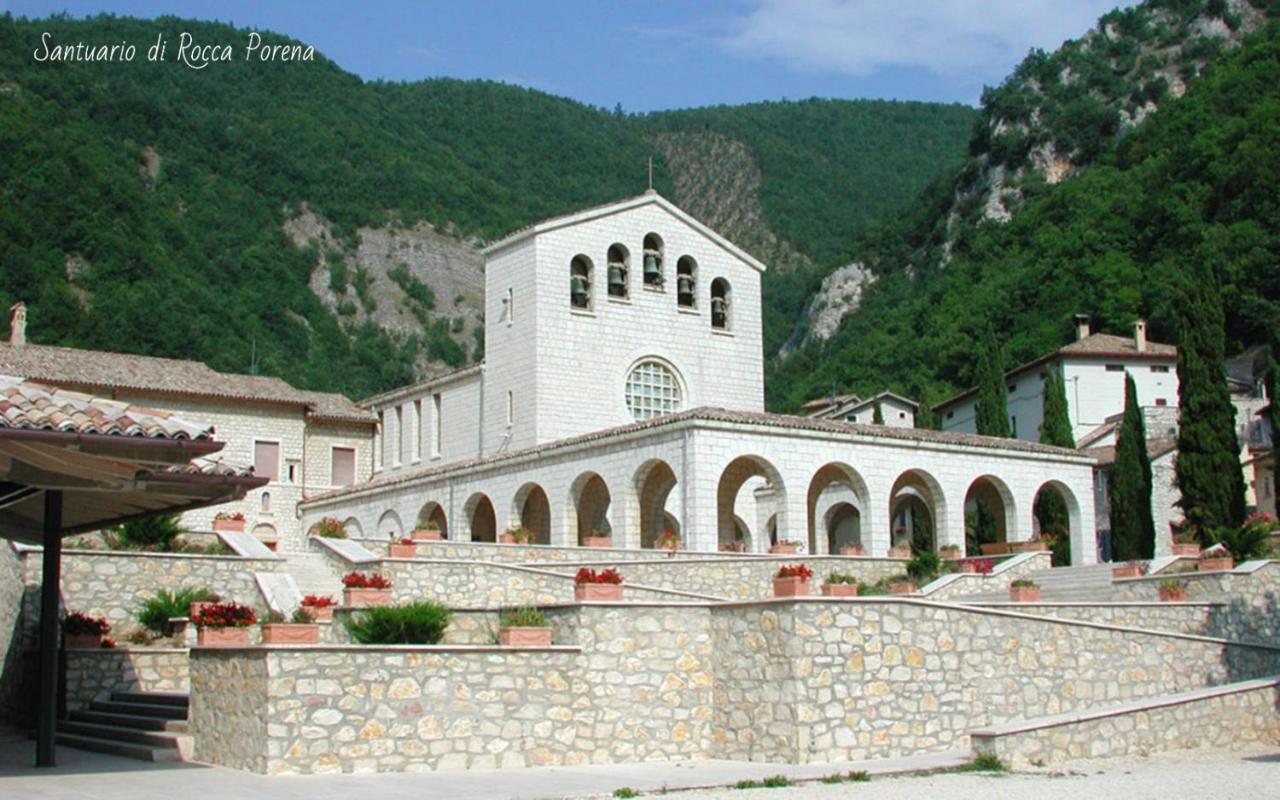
1134, 319, 1147, 353
1073, 313, 1091, 342
8, 302, 26, 347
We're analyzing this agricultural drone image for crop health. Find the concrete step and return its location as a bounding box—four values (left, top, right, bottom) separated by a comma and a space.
110, 690, 188, 709
68, 708, 190, 732
53, 731, 185, 762
58, 719, 191, 751
89, 699, 187, 720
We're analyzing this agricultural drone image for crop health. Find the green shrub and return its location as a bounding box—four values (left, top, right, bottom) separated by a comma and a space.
906, 550, 941, 582
344, 602, 452, 644
1214, 524, 1272, 562
499, 607, 547, 628
959, 752, 1007, 772
761, 775, 790, 788
613, 789, 638, 799
825, 572, 859, 586
136, 587, 215, 635
112, 513, 184, 551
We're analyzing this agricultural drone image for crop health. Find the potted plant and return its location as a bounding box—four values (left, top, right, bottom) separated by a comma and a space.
1198, 551, 1235, 572
500, 526, 534, 545
773, 564, 813, 597
720, 540, 747, 553
940, 544, 963, 560
769, 539, 801, 555
342, 572, 393, 606
1011, 537, 1050, 553
193, 602, 256, 646
310, 517, 347, 539
839, 543, 865, 556
582, 530, 612, 548
410, 521, 443, 541
300, 594, 337, 622
389, 537, 418, 558
887, 574, 917, 594
498, 606, 553, 646
63, 611, 110, 648
1009, 578, 1040, 602
656, 530, 681, 551
188, 590, 222, 621
1157, 579, 1187, 602
212, 511, 246, 532
1170, 523, 1202, 557
887, 530, 911, 558
821, 572, 859, 597
1112, 561, 1145, 579
261, 607, 320, 644
574, 567, 624, 601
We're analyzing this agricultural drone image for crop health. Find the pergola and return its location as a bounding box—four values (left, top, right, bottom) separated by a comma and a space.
0, 375, 267, 766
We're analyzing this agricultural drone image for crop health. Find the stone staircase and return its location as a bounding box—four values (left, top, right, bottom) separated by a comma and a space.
948, 562, 1122, 603
56, 691, 191, 762
281, 550, 345, 600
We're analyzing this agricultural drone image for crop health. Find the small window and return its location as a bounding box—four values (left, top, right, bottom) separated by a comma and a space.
946, 410, 954, 419
261, 491, 271, 514
1155, 398, 1167, 406
1150, 365, 1169, 373
332, 447, 356, 487
412, 399, 422, 462
432, 393, 443, 457
376, 411, 386, 468
286, 461, 298, 483
504, 287, 514, 324
710, 278, 731, 330
607, 244, 629, 299
676, 256, 697, 308
253, 440, 280, 482
1105, 364, 1125, 372
1007, 383, 1017, 393
625, 359, 683, 420
642, 233, 664, 287
506, 390, 514, 427
570, 255, 593, 310
899, 412, 906, 419
1011, 416, 1018, 437
395, 406, 404, 466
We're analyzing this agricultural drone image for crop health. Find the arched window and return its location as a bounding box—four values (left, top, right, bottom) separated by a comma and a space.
710, 278, 731, 330
607, 244, 629, 299
676, 256, 697, 308
625, 359, 683, 421
570, 255, 592, 310
642, 233, 664, 288
261, 491, 271, 513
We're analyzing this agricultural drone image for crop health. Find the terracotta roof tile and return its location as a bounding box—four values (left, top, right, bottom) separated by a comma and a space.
0, 374, 214, 439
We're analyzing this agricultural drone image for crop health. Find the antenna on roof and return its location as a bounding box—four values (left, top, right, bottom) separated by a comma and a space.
250, 337, 258, 375
647, 156, 654, 192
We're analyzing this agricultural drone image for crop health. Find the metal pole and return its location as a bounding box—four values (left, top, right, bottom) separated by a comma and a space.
36, 489, 63, 767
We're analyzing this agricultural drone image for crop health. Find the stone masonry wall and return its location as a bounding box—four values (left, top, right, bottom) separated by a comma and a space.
972, 602, 1223, 639
0, 543, 28, 722
189, 648, 270, 772
64, 647, 189, 710
918, 553, 1050, 600
1112, 561, 1280, 645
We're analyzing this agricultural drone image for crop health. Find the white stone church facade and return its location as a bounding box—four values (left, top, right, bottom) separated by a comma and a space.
302, 193, 1101, 564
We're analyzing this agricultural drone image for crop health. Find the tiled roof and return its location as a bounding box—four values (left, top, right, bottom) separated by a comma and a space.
163, 455, 256, 477
0, 342, 372, 424
305, 406, 1093, 505
358, 364, 484, 408
935, 333, 1177, 411
1087, 437, 1178, 467
0, 375, 214, 439
296, 390, 377, 424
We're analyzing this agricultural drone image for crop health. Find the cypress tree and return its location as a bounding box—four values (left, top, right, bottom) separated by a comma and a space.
1266, 325, 1279, 440
872, 402, 885, 425
1174, 265, 1245, 538
1111, 373, 1156, 560
974, 326, 1011, 438
1038, 366, 1076, 448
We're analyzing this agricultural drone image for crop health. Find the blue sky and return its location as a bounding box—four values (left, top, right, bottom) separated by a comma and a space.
4, 0, 1128, 111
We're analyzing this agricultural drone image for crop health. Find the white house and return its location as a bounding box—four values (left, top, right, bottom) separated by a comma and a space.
804, 391, 918, 428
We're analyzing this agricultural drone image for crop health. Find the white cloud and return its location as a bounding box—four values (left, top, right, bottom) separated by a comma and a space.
722, 0, 1126, 79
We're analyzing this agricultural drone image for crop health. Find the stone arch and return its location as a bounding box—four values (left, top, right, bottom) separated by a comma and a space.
642, 232, 664, 287
415, 501, 448, 539
710, 277, 731, 330
250, 523, 277, 549
889, 469, 946, 553
823, 503, 861, 553
807, 462, 871, 554
568, 471, 613, 544
635, 459, 678, 549
377, 509, 403, 540
342, 516, 364, 539
964, 475, 1018, 555
513, 482, 551, 545
570, 254, 593, 310
1034, 479, 1081, 565
717, 455, 787, 551
606, 243, 630, 299
464, 493, 496, 543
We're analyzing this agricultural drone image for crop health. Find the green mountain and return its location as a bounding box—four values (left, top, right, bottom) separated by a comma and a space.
772, 0, 1280, 414
0, 13, 973, 400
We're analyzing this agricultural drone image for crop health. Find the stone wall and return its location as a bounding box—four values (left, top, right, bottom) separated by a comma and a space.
64, 647, 189, 710
189, 648, 270, 772
0, 543, 28, 722
1112, 561, 1280, 645
971, 678, 1280, 767
919, 553, 1049, 600
971, 602, 1222, 639
363, 539, 749, 564
17, 547, 276, 639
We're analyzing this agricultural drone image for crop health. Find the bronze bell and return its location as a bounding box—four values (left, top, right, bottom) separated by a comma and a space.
711, 295, 728, 326
608, 263, 627, 295
677, 273, 695, 299
643, 251, 662, 284
570, 274, 589, 306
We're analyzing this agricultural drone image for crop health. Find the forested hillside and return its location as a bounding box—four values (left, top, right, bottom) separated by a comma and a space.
0, 13, 972, 399
771, 0, 1280, 413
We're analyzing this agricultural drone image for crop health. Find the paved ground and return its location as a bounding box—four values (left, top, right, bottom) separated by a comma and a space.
0, 734, 1275, 800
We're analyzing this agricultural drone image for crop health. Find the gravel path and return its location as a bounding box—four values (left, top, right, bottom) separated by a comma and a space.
644, 746, 1280, 800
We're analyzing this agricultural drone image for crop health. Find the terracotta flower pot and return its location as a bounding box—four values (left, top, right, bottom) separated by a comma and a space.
1009, 586, 1040, 602
887, 546, 911, 559
888, 581, 917, 595
1158, 586, 1188, 602
189, 601, 218, 620
773, 576, 810, 597
303, 605, 334, 622
499, 533, 517, 544
499, 626, 553, 647
1010, 540, 1049, 553
212, 519, 245, 533
956, 560, 979, 574
388, 543, 418, 558
820, 583, 858, 597
768, 544, 798, 555
940, 549, 964, 561
980, 543, 1012, 556
1171, 543, 1201, 557
1198, 556, 1234, 572
197, 626, 251, 647
839, 545, 865, 556
574, 584, 623, 602
411, 528, 443, 542
1112, 564, 1144, 579
343, 588, 392, 607
582, 536, 612, 548
720, 542, 747, 553
261, 623, 320, 644
64, 633, 103, 649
